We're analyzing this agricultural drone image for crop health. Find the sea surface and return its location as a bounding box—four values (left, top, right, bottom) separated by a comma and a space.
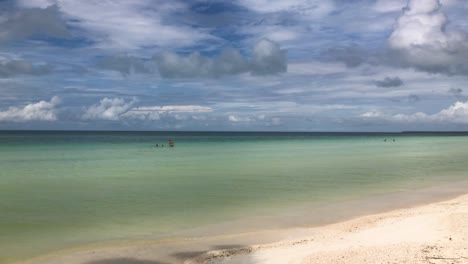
1, 131, 468, 263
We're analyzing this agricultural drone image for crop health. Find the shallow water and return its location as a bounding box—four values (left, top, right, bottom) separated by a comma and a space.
1, 131, 468, 262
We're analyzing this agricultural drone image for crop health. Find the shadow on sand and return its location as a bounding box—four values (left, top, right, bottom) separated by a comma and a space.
84, 244, 253, 264
171, 244, 252, 263
85, 258, 169, 264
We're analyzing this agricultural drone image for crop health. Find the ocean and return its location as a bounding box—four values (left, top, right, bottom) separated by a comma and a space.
1, 131, 468, 263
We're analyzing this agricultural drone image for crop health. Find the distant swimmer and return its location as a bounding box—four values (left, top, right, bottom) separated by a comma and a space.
155, 144, 159, 147
169, 139, 174, 147
393, 139, 396, 142
384, 139, 387, 142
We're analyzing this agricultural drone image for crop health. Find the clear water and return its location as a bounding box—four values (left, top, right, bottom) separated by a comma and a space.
1, 131, 468, 263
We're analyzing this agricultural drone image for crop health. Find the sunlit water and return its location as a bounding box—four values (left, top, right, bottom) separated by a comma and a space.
1, 131, 468, 262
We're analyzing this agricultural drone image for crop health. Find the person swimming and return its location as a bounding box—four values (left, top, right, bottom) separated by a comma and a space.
169, 139, 174, 147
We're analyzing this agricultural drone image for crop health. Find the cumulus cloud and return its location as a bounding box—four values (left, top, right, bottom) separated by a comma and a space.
374, 76, 404, 88
361, 101, 468, 124
96, 55, 152, 76
0, 5, 69, 41
157, 49, 249, 78
0, 96, 61, 122
0, 60, 52, 78
82, 97, 137, 121
250, 39, 287, 75
388, 0, 468, 75
156, 39, 286, 78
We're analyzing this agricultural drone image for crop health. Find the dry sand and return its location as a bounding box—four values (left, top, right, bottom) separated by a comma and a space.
20, 193, 468, 264
189, 194, 468, 264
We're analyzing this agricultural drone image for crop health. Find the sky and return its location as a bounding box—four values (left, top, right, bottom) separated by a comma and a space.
1, 0, 468, 131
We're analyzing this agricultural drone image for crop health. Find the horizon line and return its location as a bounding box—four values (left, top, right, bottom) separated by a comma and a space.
1, 129, 468, 134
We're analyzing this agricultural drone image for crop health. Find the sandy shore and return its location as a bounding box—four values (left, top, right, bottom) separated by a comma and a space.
19, 193, 468, 264
188, 194, 468, 264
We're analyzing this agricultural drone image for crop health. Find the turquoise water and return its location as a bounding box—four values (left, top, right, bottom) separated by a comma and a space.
1, 131, 468, 262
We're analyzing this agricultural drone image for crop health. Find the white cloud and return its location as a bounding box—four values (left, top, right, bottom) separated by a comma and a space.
228, 115, 254, 122
18, 0, 213, 49
361, 101, 468, 124
288, 62, 346, 75
123, 105, 212, 121
263, 30, 299, 42
82, 97, 213, 122
227, 114, 282, 127
156, 39, 286, 78
388, 0, 468, 75
0, 96, 61, 122
373, 0, 406, 13
429, 101, 468, 123
237, 0, 334, 17
82, 97, 137, 121
121, 110, 160, 121
132, 105, 212, 112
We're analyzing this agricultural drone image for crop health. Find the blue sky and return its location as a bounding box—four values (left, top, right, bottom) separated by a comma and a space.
1, 0, 468, 131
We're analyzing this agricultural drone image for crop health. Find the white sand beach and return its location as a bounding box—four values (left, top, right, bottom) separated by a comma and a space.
21, 193, 468, 264
189, 194, 468, 264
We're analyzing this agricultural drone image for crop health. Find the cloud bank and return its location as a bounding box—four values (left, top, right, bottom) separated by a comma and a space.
361, 101, 468, 124
0, 97, 61, 122
156, 39, 287, 78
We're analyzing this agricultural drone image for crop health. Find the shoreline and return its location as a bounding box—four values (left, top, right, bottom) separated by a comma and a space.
17, 181, 468, 264
189, 193, 468, 264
